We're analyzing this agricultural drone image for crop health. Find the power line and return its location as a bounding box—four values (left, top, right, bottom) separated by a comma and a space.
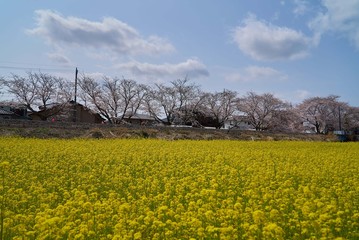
0, 59, 74, 67
0, 65, 74, 72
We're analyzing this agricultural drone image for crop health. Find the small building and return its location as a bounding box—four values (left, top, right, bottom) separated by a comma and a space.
223, 115, 254, 130
302, 121, 317, 134
122, 113, 158, 126
0, 108, 16, 119
29, 101, 104, 123
0, 102, 29, 120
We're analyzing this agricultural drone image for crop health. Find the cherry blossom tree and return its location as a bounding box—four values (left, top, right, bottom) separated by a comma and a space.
238, 92, 290, 131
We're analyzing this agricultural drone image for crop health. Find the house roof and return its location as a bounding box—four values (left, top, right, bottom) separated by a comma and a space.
0, 109, 14, 115
123, 113, 156, 121
37, 101, 99, 115
29, 101, 105, 121
0, 102, 27, 108
227, 115, 251, 121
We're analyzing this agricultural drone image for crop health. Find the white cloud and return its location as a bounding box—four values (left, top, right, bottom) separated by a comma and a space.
47, 52, 71, 64
27, 10, 175, 57
116, 59, 209, 79
295, 89, 311, 100
310, 0, 359, 49
82, 72, 111, 81
278, 90, 312, 105
232, 15, 313, 61
293, 0, 310, 16
225, 66, 287, 82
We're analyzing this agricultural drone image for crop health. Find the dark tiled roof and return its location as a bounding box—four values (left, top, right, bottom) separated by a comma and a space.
0, 109, 14, 115
124, 113, 155, 120
0, 102, 27, 108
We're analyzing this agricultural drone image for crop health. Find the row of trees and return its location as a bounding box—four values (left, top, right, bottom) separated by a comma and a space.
1, 72, 358, 133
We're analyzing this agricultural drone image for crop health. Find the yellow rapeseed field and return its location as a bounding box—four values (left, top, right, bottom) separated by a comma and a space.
0, 138, 358, 239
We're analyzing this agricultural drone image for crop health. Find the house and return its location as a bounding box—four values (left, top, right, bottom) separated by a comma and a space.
223, 115, 254, 130
0, 108, 16, 119
29, 101, 104, 123
302, 121, 316, 133
122, 113, 158, 126
0, 102, 29, 120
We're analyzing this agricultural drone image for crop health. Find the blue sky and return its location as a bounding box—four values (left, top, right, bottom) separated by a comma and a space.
1, 0, 358, 106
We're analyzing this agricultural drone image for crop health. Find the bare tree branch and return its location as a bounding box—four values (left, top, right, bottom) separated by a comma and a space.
144, 78, 203, 125
79, 75, 147, 123
5, 73, 39, 112
202, 89, 238, 129
296, 95, 353, 133
238, 92, 289, 131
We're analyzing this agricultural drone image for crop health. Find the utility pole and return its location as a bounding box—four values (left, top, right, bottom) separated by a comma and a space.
73, 67, 78, 122
74, 67, 78, 103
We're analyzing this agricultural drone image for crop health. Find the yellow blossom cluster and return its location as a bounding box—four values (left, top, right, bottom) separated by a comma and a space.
0, 138, 358, 239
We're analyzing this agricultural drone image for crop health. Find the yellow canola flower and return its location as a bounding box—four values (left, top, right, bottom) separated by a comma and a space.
0, 138, 358, 239
262, 222, 285, 240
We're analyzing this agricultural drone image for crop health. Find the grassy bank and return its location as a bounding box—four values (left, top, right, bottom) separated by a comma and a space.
0, 120, 335, 141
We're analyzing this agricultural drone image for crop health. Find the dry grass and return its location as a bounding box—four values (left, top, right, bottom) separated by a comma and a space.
0, 120, 335, 141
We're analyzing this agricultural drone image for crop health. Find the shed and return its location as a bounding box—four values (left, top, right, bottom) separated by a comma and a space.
0, 102, 29, 120
122, 113, 158, 125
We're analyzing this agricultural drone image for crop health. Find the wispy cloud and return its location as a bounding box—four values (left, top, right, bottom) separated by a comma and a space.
27, 10, 175, 57
116, 59, 209, 79
293, 0, 310, 16
47, 52, 71, 65
225, 65, 287, 82
295, 89, 311, 100
310, 0, 359, 50
232, 15, 313, 61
